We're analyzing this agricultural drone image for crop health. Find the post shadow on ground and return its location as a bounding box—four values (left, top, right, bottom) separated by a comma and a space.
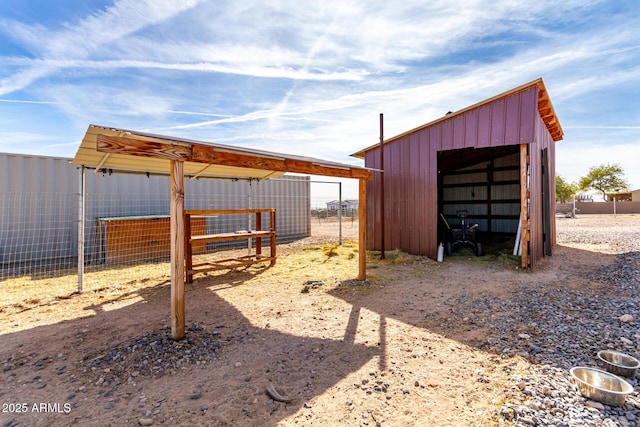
328, 245, 637, 374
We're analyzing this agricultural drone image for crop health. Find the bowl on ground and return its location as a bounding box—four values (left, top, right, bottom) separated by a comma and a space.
570, 366, 633, 407
597, 350, 639, 378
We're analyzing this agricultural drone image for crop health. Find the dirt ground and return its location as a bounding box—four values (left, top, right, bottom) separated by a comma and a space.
0, 215, 637, 426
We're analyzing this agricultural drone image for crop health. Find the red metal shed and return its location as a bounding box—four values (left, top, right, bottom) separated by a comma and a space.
352, 78, 563, 269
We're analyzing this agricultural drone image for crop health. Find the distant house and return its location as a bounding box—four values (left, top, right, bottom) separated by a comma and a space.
326, 199, 359, 213
605, 190, 637, 202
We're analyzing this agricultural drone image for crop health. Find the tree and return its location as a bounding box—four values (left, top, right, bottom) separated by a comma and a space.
555, 175, 578, 203
579, 163, 629, 201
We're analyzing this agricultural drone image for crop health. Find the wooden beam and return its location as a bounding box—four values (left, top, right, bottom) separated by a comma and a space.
192, 145, 373, 179
358, 178, 367, 280
96, 134, 373, 180
170, 160, 186, 340
97, 134, 191, 161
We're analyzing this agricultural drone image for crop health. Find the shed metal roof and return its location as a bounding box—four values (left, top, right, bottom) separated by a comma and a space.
352, 78, 563, 158
72, 124, 372, 180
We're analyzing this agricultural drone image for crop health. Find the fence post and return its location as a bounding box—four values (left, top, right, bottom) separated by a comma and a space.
338, 181, 342, 245
77, 165, 85, 293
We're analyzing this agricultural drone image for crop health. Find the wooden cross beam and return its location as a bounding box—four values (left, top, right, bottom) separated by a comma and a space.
96, 134, 373, 180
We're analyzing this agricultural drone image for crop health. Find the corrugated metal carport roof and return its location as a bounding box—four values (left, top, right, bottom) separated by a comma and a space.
72, 124, 371, 180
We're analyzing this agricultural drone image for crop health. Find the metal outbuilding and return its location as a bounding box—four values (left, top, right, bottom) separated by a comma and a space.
352, 78, 563, 269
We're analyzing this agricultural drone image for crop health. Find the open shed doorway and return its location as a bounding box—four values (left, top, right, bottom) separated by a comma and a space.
437, 145, 522, 259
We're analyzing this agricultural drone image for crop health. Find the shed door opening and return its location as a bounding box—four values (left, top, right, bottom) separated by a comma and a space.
437, 145, 521, 257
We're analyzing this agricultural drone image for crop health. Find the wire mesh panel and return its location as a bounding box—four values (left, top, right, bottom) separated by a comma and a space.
309, 180, 360, 243
1, 175, 313, 289
0, 168, 360, 308
0, 192, 77, 277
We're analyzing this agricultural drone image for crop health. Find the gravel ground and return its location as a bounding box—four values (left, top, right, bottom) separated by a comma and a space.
457, 215, 640, 426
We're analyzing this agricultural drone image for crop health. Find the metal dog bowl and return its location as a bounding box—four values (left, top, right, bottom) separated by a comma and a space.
570, 366, 633, 407
597, 350, 639, 378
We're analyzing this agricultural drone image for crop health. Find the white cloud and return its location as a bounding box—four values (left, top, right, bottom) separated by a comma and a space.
0, 0, 201, 94
0, 0, 638, 190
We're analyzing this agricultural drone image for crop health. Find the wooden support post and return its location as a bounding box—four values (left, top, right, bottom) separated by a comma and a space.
170, 160, 186, 340
519, 144, 530, 270
185, 213, 193, 284
358, 178, 367, 280
255, 212, 262, 256
269, 209, 276, 266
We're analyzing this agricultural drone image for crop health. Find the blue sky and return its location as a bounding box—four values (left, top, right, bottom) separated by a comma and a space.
1, 0, 639, 198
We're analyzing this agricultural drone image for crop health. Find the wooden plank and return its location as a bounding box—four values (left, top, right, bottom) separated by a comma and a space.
97, 134, 191, 161
191, 144, 373, 180
185, 214, 193, 284
189, 230, 274, 243
186, 208, 275, 215
189, 255, 276, 275
255, 212, 262, 255
170, 160, 186, 340
100, 216, 206, 264
191, 145, 287, 170
97, 134, 373, 180
270, 209, 277, 266
185, 208, 278, 280
358, 178, 367, 280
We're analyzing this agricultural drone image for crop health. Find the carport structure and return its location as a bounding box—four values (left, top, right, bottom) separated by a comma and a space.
72, 125, 373, 339
353, 78, 563, 269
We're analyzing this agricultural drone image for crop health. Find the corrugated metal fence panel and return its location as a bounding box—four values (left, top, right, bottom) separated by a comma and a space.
0, 153, 78, 193
0, 153, 79, 264
254, 175, 310, 242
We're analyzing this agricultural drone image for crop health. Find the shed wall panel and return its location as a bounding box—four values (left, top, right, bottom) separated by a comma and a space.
519, 87, 538, 143
527, 110, 556, 267
490, 98, 506, 146
408, 133, 421, 254
464, 109, 479, 147
504, 95, 522, 145
477, 104, 492, 146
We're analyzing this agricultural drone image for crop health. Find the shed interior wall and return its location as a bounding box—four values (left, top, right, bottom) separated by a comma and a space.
439, 150, 521, 238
